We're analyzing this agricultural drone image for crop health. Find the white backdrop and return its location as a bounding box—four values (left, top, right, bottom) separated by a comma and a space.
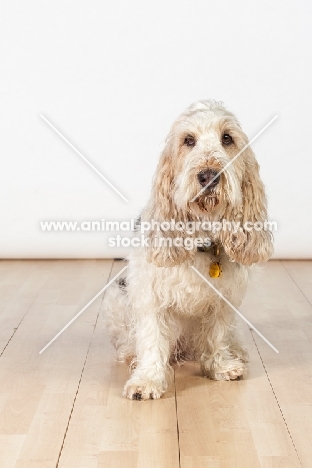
1, 1, 311, 259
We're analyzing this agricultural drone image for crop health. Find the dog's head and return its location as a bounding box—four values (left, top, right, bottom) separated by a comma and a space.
144, 100, 273, 266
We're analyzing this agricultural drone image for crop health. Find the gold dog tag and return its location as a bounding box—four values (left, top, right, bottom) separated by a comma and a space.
209, 262, 222, 278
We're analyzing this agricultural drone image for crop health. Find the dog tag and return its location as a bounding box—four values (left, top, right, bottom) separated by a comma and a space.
209, 262, 222, 278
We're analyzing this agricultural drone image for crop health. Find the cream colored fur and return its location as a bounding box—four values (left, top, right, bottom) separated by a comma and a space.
105, 100, 273, 400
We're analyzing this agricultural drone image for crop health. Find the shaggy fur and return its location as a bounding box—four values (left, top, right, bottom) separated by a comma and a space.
105, 100, 273, 400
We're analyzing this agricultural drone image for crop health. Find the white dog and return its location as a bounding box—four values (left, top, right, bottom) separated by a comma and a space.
106, 100, 273, 400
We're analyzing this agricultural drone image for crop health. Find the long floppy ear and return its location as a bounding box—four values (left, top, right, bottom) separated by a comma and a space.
220, 148, 273, 265
142, 140, 195, 267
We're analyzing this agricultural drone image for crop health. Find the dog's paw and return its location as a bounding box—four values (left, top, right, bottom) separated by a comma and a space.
122, 378, 165, 400
213, 364, 246, 381
201, 358, 247, 381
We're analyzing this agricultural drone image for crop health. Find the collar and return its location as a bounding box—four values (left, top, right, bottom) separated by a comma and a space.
197, 241, 221, 256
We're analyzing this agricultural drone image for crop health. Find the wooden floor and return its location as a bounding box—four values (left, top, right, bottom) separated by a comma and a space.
0, 260, 311, 467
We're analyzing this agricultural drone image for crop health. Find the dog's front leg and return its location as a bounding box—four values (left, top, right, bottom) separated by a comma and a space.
199, 305, 248, 381
122, 310, 172, 400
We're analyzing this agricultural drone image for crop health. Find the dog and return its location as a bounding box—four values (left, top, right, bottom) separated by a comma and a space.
105, 100, 273, 400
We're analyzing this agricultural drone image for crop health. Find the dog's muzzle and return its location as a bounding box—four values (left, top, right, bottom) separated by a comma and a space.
197, 169, 220, 188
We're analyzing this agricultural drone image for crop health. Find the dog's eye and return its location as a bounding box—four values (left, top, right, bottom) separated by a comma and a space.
222, 133, 233, 146
184, 135, 196, 147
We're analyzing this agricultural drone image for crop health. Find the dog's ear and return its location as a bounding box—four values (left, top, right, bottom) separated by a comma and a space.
143, 140, 195, 267
220, 147, 273, 265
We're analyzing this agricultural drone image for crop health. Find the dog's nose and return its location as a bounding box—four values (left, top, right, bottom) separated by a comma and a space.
197, 169, 220, 188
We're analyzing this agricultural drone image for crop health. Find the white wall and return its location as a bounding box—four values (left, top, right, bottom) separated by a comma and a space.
1, 0, 311, 259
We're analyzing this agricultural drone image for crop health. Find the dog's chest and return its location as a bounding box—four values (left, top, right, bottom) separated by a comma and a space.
158, 253, 246, 316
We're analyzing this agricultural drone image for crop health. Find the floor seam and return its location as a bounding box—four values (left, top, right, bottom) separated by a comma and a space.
174, 368, 182, 468
55, 338, 92, 468
0, 293, 39, 358
251, 330, 303, 467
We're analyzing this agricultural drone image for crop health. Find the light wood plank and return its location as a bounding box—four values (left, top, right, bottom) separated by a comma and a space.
58, 261, 180, 468
0, 435, 26, 468
0, 260, 113, 467
97, 451, 138, 467
243, 260, 311, 467
282, 260, 312, 305
0, 260, 311, 466
0, 260, 52, 353
175, 318, 300, 468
